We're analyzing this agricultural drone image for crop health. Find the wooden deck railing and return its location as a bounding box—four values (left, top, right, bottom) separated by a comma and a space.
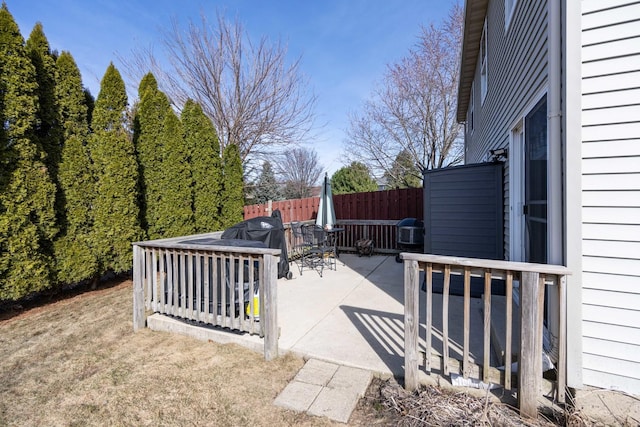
401, 253, 570, 418
132, 232, 281, 360
335, 220, 399, 253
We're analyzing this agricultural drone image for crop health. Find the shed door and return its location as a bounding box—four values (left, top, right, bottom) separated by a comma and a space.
423, 162, 504, 296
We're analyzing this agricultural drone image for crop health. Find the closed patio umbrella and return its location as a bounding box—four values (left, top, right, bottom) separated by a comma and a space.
316, 173, 336, 229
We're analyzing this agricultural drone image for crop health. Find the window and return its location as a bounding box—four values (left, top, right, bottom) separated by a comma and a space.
505, 0, 517, 30
480, 18, 488, 103
468, 82, 475, 133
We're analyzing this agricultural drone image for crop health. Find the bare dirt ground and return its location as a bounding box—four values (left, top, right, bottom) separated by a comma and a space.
1, 278, 638, 426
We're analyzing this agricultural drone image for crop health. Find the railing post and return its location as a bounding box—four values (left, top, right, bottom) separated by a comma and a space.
519, 271, 542, 418
263, 253, 279, 361
133, 245, 146, 331
557, 275, 567, 403
404, 258, 420, 391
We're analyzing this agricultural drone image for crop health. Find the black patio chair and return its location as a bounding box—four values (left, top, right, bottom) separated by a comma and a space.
290, 222, 310, 275
300, 224, 336, 277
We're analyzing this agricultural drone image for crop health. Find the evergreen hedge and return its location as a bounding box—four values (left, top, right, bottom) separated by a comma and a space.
0, 5, 58, 300
89, 63, 142, 274
134, 73, 169, 239
0, 4, 245, 301
53, 51, 98, 285
182, 100, 222, 233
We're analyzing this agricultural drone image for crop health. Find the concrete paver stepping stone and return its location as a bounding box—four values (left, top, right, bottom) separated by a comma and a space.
274, 359, 373, 423
294, 358, 339, 386
327, 365, 372, 396
274, 380, 323, 412
307, 386, 360, 423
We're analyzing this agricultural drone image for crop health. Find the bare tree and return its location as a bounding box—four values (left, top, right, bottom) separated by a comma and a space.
277, 147, 322, 199
345, 4, 464, 177
121, 12, 316, 166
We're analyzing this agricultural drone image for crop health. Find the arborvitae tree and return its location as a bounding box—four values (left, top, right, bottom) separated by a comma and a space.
133, 72, 170, 238
0, 3, 57, 300
331, 162, 378, 195
84, 88, 94, 129
182, 99, 222, 233
26, 23, 62, 192
89, 63, 142, 273
254, 161, 281, 204
155, 111, 193, 237
53, 51, 98, 285
221, 143, 244, 227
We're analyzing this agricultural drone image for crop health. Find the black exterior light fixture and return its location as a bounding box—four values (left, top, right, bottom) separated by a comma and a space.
490, 147, 508, 162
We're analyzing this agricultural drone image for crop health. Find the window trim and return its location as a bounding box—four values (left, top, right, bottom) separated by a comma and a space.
480, 18, 488, 103
505, 0, 517, 31
468, 82, 475, 134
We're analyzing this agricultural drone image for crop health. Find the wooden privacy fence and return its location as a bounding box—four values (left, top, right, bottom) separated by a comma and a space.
334, 187, 423, 220
132, 232, 281, 360
244, 197, 320, 224
244, 187, 424, 223
401, 253, 570, 419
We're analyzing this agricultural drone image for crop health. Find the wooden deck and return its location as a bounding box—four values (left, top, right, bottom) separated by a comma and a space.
133, 228, 570, 418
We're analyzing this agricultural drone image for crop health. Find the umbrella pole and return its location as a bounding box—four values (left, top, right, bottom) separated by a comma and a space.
323, 176, 327, 227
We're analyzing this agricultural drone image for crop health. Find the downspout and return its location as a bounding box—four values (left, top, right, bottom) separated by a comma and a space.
547, 0, 563, 366
548, 0, 562, 267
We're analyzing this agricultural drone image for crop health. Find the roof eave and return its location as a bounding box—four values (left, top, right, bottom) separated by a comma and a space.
456, 0, 489, 123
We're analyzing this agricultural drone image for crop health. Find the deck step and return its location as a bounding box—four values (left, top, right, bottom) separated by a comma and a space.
487, 295, 520, 366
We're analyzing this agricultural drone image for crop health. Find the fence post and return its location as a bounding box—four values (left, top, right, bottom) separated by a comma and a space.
519, 271, 542, 418
404, 258, 420, 391
263, 253, 279, 360
133, 245, 146, 331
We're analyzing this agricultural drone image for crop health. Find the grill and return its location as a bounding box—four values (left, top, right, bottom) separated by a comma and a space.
396, 218, 424, 262
397, 218, 424, 246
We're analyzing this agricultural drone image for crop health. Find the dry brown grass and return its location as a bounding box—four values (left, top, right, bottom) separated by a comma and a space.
0, 280, 336, 427
4, 279, 632, 427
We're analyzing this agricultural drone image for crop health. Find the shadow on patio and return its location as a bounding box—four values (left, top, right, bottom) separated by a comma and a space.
277, 254, 489, 378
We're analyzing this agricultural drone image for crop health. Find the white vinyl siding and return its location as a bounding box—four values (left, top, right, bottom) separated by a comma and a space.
581, 0, 640, 395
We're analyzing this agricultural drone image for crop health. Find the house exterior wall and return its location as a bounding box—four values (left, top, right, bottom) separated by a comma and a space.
464, 1, 548, 162
464, 0, 548, 260
460, 0, 640, 393
580, 0, 640, 395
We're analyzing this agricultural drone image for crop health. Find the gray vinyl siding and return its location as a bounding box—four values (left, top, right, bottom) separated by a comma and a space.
463, 0, 549, 260
465, 0, 548, 162
502, 161, 510, 259
580, 0, 640, 395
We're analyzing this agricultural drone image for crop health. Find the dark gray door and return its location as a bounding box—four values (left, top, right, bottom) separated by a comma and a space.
423, 162, 504, 296
423, 162, 504, 260
524, 95, 548, 264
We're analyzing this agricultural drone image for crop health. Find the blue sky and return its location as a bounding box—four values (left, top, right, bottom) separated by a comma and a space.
11, 0, 455, 177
